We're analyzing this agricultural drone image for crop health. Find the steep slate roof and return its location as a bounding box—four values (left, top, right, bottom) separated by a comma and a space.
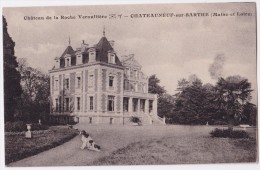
60, 45, 75, 58
58, 35, 123, 67
95, 36, 123, 66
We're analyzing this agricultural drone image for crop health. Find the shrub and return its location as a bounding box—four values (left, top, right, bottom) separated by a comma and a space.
31, 124, 49, 131
210, 128, 250, 139
130, 117, 141, 125
5, 121, 27, 132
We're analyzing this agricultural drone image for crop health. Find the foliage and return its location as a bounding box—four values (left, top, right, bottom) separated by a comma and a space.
148, 74, 171, 118
215, 76, 253, 129
5, 121, 49, 132
210, 128, 250, 139
148, 74, 166, 97
157, 94, 175, 118
5, 127, 78, 164
168, 74, 256, 126
130, 116, 141, 124
5, 121, 26, 132
3, 16, 22, 122
172, 76, 218, 125
17, 58, 50, 122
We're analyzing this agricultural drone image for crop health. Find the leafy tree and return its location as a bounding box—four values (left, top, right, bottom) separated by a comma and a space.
148, 74, 166, 97
148, 75, 173, 118
157, 93, 175, 118
215, 75, 253, 129
17, 59, 50, 122
3, 16, 22, 122
172, 76, 217, 125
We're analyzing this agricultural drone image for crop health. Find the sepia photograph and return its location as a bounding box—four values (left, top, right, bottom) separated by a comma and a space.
2, 2, 258, 168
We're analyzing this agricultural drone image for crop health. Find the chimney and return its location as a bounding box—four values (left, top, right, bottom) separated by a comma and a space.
109, 40, 115, 48
81, 40, 88, 51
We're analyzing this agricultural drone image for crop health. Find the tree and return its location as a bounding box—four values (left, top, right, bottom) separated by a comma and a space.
215, 75, 253, 129
148, 74, 166, 97
172, 76, 217, 125
3, 16, 22, 122
17, 59, 50, 122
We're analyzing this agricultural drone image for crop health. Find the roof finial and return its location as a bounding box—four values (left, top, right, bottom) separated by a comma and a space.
103, 25, 106, 37
69, 33, 71, 45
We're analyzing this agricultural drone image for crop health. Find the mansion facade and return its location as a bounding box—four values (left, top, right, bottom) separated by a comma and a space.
49, 32, 164, 125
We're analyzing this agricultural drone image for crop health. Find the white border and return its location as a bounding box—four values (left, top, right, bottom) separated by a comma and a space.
0, 1, 259, 170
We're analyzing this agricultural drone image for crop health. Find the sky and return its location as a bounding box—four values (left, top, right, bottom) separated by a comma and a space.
3, 3, 257, 103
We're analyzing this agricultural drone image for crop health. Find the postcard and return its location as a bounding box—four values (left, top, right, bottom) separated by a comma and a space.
2, 2, 258, 167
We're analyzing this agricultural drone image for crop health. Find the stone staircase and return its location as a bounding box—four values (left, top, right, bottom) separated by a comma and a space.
142, 112, 166, 125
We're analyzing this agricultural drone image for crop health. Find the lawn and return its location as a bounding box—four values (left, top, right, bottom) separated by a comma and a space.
6, 124, 257, 166
82, 125, 257, 165
5, 126, 78, 165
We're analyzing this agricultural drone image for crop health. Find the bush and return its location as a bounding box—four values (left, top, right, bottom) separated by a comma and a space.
31, 124, 49, 131
210, 128, 250, 139
5, 121, 27, 132
5, 121, 49, 132
211, 120, 228, 125
130, 116, 142, 125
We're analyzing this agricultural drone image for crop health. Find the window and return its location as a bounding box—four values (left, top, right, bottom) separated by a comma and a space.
108, 54, 115, 64
55, 79, 58, 90
65, 98, 70, 111
77, 77, 81, 88
134, 83, 137, 92
55, 98, 59, 111
66, 58, 70, 67
89, 96, 94, 111
126, 68, 130, 77
134, 70, 138, 79
140, 99, 145, 112
133, 98, 138, 112
109, 76, 114, 87
89, 75, 94, 87
89, 51, 96, 62
89, 117, 92, 124
108, 96, 115, 111
124, 80, 129, 90
77, 97, 80, 111
123, 97, 129, 112
65, 78, 69, 89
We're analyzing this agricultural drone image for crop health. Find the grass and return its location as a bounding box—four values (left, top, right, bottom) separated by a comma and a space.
6, 124, 257, 166
84, 125, 257, 165
5, 126, 78, 165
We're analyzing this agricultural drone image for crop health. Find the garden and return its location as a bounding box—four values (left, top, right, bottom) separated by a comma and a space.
5, 122, 78, 165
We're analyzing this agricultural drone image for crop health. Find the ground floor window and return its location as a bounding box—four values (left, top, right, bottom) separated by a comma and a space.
149, 100, 153, 113
89, 96, 94, 111
123, 97, 129, 112
59, 96, 62, 113
65, 98, 69, 111
108, 96, 115, 111
89, 117, 92, 124
77, 97, 80, 111
133, 98, 138, 112
55, 98, 58, 112
140, 99, 145, 112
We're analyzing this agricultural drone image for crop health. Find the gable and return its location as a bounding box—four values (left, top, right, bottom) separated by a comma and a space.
121, 56, 142, 68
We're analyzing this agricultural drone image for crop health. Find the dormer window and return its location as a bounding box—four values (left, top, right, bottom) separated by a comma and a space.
54, 57, 60, 69
88, 48, 96, 62
77, 55, 82, 65
108, 53, 116, 64
66, 58, 70, 67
